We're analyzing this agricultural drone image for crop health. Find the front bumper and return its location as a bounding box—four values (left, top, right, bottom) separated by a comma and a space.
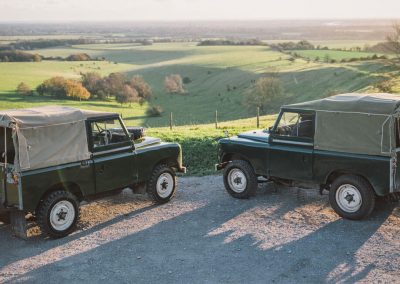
177, 166, 187, 174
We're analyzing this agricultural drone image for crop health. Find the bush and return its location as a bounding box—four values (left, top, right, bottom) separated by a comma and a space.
116, 85, 139, 106
36, 77, 90, 100
16, 82, 33, 96
0, 50, 42, 62
164, 74, 185, 94
129, 75, 152, 100
183, 77, 192, 84
146, 105, 163, 117
65, 53, 92, 61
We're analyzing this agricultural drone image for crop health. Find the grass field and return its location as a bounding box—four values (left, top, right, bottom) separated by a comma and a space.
0, 41, 398, 174
293, 49, 384, 61
0, 42, 393, 127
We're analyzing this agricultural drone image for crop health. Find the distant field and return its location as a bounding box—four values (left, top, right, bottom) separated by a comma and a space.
0, 42, 394, 127
293, 50, 383, 61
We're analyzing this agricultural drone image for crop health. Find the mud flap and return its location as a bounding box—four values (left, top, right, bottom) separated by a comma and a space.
10, 210, 27, 239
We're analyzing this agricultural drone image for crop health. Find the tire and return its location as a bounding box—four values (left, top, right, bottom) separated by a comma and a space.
0, 212, 10, 224
36, 190, 80, 238
329, 174, 375, 220
223, 160, 258, 199
147, 164, 177, 204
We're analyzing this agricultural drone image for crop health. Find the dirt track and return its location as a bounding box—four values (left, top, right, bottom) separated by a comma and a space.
0, 175, 399, 283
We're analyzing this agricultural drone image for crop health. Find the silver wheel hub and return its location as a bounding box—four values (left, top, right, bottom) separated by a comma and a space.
228, 169, 247, 193
50, 200, 75, 231
336, 184, 362, 213
156, 173, 174, 198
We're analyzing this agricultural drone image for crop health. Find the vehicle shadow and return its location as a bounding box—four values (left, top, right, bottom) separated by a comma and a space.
1, 184, 395, 283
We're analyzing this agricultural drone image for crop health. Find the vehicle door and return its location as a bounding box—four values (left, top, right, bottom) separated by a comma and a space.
88, 116, 137, 194
268, 110, 315, 181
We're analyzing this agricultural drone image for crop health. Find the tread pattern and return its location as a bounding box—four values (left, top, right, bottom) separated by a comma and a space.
36, 190, 80, 238
147, 164, 177, 204
223, 160, 258, 199
329, 174, 375, 220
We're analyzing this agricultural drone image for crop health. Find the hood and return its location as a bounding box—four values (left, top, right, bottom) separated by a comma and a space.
134, 136, 161, 149
237, 130, 269, 143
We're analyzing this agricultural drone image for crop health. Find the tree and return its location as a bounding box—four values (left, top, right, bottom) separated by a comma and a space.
116, 85, 139, 106
36, 76, 90, 100
105, 73, 126, 96
16, 82, 32, 96
386, 23, 400, 61
81, 72, 106, 99
164, 74, 185, 94
244, 76, 284, 114
129, 75, 152, 100
64, 80, 91, 100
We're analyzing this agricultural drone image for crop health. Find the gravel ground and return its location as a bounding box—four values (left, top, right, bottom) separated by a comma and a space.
0, 175, 399, 283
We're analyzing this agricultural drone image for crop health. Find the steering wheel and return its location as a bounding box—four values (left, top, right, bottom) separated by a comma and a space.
99, 129, 113, 145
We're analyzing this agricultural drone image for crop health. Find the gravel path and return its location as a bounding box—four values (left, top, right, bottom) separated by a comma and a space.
0, 175, 399, 283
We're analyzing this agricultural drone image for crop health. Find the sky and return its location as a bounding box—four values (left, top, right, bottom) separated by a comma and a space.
0, 0, 400, 22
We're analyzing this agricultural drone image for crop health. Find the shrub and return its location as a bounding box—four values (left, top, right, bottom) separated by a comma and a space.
146, 105, 163, 117
0, 50, 42, 62
66, 53, 92, 61
183, 77, 192, 84
129, 75, 152, 100
16, 82, 33, 96
116, 85, 139, 106
164, 74, 185, 94
36, 77, 90, 100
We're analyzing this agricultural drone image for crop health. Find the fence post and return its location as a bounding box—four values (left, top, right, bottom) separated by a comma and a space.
215, 110, 218, 129
170, 112, 173, 130
256, 107, 260, 128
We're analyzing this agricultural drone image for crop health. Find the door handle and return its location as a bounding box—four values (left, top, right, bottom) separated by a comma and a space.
98, 165, 105, 174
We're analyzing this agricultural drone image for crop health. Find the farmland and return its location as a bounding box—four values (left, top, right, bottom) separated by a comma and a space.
0, 42, 394, 126
0, 40, 397, 174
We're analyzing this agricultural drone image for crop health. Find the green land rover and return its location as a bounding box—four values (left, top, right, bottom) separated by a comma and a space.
216, 93, 400, 220
0, 106, 185, 238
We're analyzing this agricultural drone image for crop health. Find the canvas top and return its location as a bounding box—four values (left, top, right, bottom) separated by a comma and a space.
0, 105, 118, 129
283, 93, 400, 115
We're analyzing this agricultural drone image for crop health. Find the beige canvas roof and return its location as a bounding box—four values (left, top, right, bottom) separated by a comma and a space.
284, 93, 400, 156
284, 93, 400, 115
0, 105, 118, 129
0, 106, 118, 171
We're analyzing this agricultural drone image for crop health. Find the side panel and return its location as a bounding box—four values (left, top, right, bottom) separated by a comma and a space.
21, 161, 96, 211
93, 149, 136, 193
268, 143, 313, 181
313, 150, 391, 196
136, 143, 182, 182
219, 138, 269, 176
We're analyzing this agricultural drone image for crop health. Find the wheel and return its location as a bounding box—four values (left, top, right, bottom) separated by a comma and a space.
147, 164, 177, 204
36, 190, 80, 238
0, 212, 10, 224
223, 160, 258, 199
329, 175, 375, 220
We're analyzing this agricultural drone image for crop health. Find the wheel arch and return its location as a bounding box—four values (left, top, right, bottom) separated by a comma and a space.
36, 182, 83, 213
221, 153, 255, 170
325, 170, 374, 191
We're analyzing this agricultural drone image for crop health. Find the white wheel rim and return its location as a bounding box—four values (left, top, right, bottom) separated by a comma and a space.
228, 168, 247, 193
49, 200, 75, 231
336, 184, 362, 213
156, 173, 174, 198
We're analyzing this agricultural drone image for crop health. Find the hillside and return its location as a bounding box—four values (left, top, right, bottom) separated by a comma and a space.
0, 42, 396, 127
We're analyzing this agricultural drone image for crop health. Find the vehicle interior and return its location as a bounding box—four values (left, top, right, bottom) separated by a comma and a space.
90, 119, 130, 148
275, 112, 314, 139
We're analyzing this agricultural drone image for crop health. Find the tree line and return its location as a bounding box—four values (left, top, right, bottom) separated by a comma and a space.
0, 50, 103, 62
